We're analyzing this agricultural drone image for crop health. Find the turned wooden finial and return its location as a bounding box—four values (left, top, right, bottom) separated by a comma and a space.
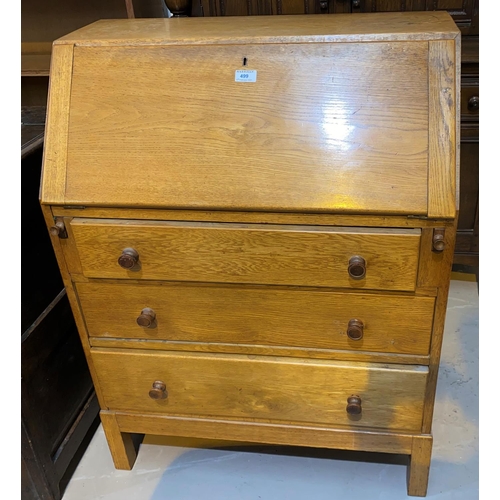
164, 0, 192, 17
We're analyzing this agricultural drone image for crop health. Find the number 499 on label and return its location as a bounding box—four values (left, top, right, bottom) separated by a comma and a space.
235, 70, 257, 82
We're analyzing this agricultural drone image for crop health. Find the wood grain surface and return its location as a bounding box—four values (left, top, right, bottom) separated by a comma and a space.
39, 44, 73, 205
64, 41, 429, 214
407, 435, 433, 496
77, 281, 434, 355
52, 208, 457, 229
99, 412, 139, 470
70, 219, 421, 291
111, 411, 415, 455
91, 349, 428, 432
40, 205, 109, 410
89, 337, 430, 366
55, 13, 459, 46
421, 221, 457, 433
428, 40, 457, 218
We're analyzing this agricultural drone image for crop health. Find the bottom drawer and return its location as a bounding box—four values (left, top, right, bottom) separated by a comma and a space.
92, 349, 427, 432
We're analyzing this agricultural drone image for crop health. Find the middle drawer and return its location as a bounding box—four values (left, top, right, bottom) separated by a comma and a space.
77, 282, 434, 355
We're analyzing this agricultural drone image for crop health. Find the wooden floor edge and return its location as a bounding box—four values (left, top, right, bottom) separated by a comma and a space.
108, 411, 415, 454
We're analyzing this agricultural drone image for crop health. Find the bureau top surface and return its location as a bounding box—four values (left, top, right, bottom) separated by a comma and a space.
41, 13, 459, 218
56, 12, 458, 46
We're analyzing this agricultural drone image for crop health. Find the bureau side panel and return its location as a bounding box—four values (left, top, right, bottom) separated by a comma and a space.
40, 44, 73, 206
428, 38, 458, 218
40, 205, 108, 410
421, 222, 458, 433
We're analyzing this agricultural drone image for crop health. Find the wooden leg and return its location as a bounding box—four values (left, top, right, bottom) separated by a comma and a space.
407, 435, 433, 497
100, 411, 143, 470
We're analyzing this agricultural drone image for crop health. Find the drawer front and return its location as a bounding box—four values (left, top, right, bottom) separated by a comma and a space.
70, 220, 421, 291
92, 349, 427, 432
78, 282, 434, 355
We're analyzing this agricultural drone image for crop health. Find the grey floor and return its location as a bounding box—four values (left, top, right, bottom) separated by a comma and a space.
62, 279, 478, 500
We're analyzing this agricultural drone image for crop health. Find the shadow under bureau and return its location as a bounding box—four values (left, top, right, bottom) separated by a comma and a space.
40, 12, 459, 497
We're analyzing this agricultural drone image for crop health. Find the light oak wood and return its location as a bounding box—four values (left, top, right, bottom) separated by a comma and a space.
454, 34, 462, 212
59, 217, 83, 275
421, 220, 457, 433
91, 349, 428, 432
407, 435, 433, 497
55, 12, 459, 46
52, 207, 457, 229
417, 227, 456, 289
39, 206, 108, 410
428, 40, 457, 218
59, 275, 438, 297
49, 274, 438, 297
89, 337, 430, 365
62, 41, 429, 214
40, 44, 73, 205
109, 411, 415, 455
70, 220, 421, 291
77, 282, 434, 355
39, 14, 460, 496
100, 411, 140, 470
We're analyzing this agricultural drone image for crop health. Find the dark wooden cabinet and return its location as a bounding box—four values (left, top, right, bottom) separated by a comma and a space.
350, 1, 478, 35
454, 34, 478, 265
193, 0, 478, 35
21, 145, 100, 500
197, 0, 351, 16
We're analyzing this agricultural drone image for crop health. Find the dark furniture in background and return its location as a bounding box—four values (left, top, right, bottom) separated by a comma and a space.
168, 0, 479, 268
21, 138, 99, 500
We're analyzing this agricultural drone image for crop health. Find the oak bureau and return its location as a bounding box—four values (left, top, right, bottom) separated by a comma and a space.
40, 12, 459, 497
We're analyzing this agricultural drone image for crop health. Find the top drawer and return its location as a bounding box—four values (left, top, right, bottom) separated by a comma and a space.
69, 219, 420, 292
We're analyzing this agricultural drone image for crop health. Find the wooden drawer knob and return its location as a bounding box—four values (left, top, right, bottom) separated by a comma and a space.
148, 381, 168, 400
118, 248, 139, 269
346, 395, 362, 415
49, 220, 67, 238
347, 319, 364, 340
348, 256, 366, 279
467, 96, 479, 111
432, 229, 445, 252
137, 308, 156, 328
